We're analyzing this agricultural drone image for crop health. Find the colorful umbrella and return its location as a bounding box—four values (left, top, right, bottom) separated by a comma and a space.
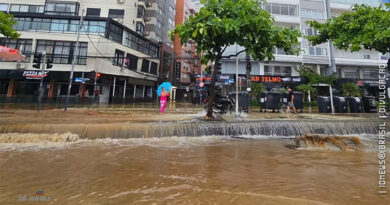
157, 82, 172, 96
0, 46, 25, 61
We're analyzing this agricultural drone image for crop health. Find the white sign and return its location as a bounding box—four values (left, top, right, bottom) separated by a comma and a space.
22, 71, 48, 80
199, 82, 204, 88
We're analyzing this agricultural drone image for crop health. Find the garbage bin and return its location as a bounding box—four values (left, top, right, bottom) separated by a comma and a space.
259, 91, 268, 112
333, 96, 348, 113
347, 97, 363, 113
259, 91, 281, 112
293, 91, 304, 112
229, 91, 250, 113
317, 96, 331, 113
281, 92, 288, 107
363, 96, 377, 113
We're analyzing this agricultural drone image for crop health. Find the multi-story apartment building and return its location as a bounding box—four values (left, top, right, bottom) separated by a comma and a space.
144, 0, 176, 82
219, 0, 389, 96
0, 0, 161, 104
174, 0, 201, 87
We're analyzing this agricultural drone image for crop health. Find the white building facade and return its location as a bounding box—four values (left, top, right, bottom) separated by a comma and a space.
0, 0, 161, 104
219, 0, 389, 95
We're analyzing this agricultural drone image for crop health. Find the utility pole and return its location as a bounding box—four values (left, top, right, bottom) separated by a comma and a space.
235, 44, 239, 117
65, 9, 85, 111
245, 54, 252, 91
325, 0, 336, 75
37, 51, 46, 112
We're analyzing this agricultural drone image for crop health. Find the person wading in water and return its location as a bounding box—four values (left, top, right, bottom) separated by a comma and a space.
286, 87, 297, 114
160, 87, 169, 113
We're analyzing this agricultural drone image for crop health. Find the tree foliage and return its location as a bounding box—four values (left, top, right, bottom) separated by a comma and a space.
297, 67, 339, 86
0, 12, 19, 39
251, 83, 266, 95
170, 0, 300, 117
306, 4, 390, 54
342, 82, 361, 97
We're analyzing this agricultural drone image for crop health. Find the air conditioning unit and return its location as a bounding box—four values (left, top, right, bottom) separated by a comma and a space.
16, 62, 26, 70
117, 0, 125, 4
145, 17, 151, 21
146, 2, 152, 7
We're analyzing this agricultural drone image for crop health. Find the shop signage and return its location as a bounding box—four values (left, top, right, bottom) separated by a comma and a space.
175, 62, 181, 84
75, 78, 90, 84
251, 75, 302, 83
22, 71, 49, 80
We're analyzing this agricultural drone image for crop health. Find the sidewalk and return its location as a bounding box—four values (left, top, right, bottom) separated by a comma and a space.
0, 102, 379, 125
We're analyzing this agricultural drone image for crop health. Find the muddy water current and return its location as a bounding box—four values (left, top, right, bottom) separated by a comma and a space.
0, 134, 389, 205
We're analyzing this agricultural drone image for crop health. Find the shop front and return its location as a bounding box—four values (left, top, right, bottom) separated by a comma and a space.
0, 70, 158, 104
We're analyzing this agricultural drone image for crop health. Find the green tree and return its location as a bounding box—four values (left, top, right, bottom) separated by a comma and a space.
341, 82, 361, 97
170, 0, 300, 117
306, 4, 390, 54
297, 66, 339, 86
251, 83, 266, 97
0, 12, 19, 39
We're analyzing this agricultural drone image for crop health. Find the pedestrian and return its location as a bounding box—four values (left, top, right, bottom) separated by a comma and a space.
286, 87, 297, 114
160, 87, 169, 113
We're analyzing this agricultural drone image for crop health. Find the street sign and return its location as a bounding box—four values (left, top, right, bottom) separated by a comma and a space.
75, 78, 90, 83
199, 82, 204, 87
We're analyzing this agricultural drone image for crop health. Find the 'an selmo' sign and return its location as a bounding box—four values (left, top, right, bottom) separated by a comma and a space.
251, 76, 302, 83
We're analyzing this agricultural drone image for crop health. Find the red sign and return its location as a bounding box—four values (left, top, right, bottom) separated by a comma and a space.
251, 76, 282, 83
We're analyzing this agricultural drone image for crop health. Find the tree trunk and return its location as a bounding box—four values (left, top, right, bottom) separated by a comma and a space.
206, 55, 221, 118
246, 55, 252, 90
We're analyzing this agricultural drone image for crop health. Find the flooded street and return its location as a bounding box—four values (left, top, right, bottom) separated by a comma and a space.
0, 136, 388, 205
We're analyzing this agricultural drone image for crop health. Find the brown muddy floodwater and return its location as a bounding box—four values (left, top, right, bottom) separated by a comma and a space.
0, 136, 389, 205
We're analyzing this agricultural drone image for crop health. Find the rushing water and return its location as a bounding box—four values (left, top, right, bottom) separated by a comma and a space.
0, 135, 389, 205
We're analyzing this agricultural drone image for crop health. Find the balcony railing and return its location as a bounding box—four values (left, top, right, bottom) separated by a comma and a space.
330, 0, 380, 7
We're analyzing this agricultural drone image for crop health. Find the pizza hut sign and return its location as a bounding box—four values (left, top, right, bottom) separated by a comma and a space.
23, 71, 49, 80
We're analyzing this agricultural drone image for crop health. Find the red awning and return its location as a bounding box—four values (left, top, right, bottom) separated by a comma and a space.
0, 46, 25, 61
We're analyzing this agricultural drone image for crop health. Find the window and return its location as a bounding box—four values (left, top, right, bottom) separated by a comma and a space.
0, 4, 9, 12
136, 22, 144, 35
363, 54, 370, 59
113, 49, 124, 67
108, 9, 124, 19
301, 9, 325, 19
157, 7, 164, 16
264, 66, 271, 75
264, 3, 298, 16
137, 6, 145, 20
86, 8, 101, 17
344, 70, 358, 79
36, 40, 88, 65
363, 70, 378, 79
274, 66, 281, 74
108, 23, 123, 43
169, 5, 174, 13
305, 46, 328, 56
150, 62, 158, 75
141, 59, 150, 73
156, 20, 163, 29
12, 17, 106, 35
45, 1, 79, 16
125, 53, 138, 70
0, 38, 32, 62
